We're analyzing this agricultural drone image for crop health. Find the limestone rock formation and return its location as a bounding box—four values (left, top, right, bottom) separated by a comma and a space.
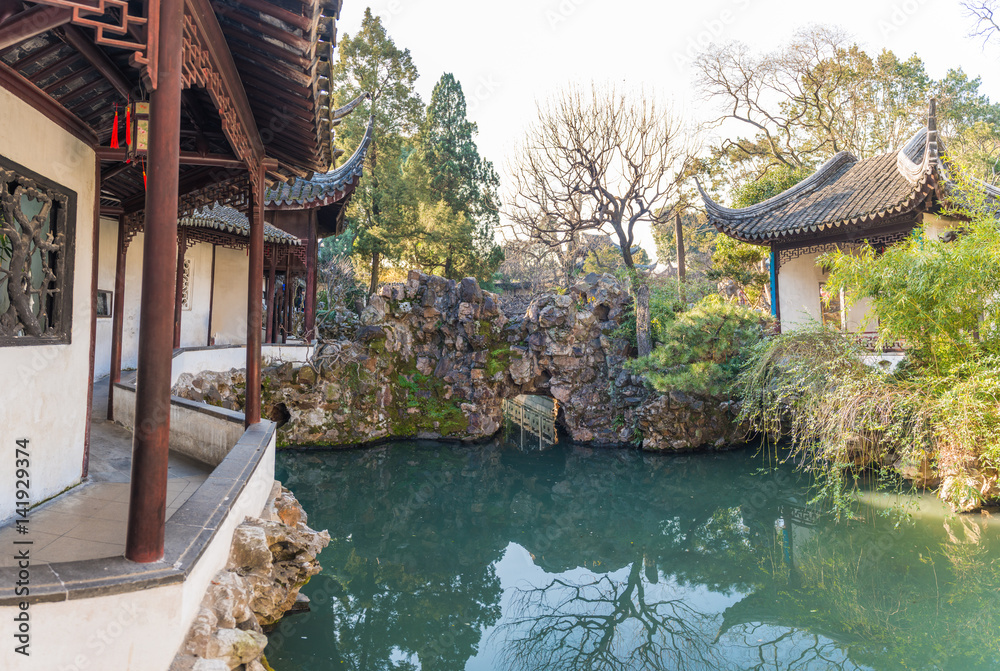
174, 272, 747, 452
633, 392, 748, 451
171, 483, 329, 671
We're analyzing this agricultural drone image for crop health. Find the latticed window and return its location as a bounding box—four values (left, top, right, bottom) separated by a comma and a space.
0, 156, 76, 345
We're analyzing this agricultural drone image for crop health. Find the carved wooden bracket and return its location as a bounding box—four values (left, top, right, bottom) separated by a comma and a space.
29, 0, 158, 88
181, 13, 256, 173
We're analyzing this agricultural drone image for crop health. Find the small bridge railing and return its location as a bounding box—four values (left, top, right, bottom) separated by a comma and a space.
502, 395, 558, 449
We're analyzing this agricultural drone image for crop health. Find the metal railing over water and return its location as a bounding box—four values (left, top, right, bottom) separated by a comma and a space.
502, 395, 558, 450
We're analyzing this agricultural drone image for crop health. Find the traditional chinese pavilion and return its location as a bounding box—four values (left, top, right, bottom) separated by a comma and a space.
263, 113, 373, 342
697, 102, 999, 334
0, 1, 353, 668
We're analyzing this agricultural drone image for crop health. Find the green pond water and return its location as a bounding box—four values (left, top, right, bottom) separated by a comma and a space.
267, 426, 1000, 671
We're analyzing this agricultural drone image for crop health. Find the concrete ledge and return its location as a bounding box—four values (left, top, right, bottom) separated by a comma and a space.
0, 421, 274, 606
169, 344, 313, 387
113, 382, 244, 466
0, 421, 276, 671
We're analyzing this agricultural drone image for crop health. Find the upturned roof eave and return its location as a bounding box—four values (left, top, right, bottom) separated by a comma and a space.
263, 114, 374, 209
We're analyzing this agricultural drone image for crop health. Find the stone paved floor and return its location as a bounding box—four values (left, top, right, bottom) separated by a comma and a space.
0, 378, 211, 566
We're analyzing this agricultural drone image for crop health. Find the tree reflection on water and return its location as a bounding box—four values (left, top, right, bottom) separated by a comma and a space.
268, 434, 1000, 671
497, 560, 720, 671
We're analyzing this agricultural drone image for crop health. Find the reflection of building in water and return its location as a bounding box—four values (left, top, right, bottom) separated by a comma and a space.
502, 395, 558, 449
776, 503, 821, 576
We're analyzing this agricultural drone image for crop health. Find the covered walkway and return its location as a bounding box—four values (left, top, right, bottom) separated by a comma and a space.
0, 379, 209, 566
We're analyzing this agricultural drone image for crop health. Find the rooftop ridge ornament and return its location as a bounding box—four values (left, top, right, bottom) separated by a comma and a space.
29, 0, 158, 88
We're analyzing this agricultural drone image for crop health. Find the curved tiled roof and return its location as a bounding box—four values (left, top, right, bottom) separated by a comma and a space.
695, 100, 1000, 244
181, 204, 302, 245
264, 115, 374, 210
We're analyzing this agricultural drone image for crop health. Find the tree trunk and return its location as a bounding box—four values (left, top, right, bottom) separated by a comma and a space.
636, 280, 652, 357
369, 250, 380, 295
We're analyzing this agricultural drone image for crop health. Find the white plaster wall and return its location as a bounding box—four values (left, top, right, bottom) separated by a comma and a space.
6, 432, 276, 671
179, 242, 213, 348
94, 217, 118, 378
845, 296, 876, 334
924, 212, 961, 240
777, 251, 825, 330
118, 230, 145, 371
0, 84, 97, 522
211, 247, 251, 345
97, 235, 243, 372
262, 344, 313, 367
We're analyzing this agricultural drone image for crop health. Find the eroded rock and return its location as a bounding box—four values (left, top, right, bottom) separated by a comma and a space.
173, 484, 329, 670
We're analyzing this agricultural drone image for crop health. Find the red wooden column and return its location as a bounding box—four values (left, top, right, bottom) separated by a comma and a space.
107, 215, 128, 420
283, 267, 293, 344
304, 211, 318, 341
265, 246, 277, 343
173, 227, 187, 349
126, 0, 184, 564
206, 244, 216, 346
245, 166, 265, 427
84, 157, 102, 478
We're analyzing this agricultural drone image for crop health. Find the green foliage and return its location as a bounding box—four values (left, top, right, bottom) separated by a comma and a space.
650, 210, 718, 277
398, 73, 504, 282
334, 48, 503, 285
705, 235, 770, 308
737, 323, 1000, 513
731, 166, 813, 208
319, 228, 356, 263
698, 27, 1000, 190
701, 166, 808, 310
628, 295, 770, 396
613, 275, 716, 349
580, 239, 650, 275
333, 9, 423, 288
419, 73, 501, 230
485, 347, 512, 378
822, 218, 1000, 375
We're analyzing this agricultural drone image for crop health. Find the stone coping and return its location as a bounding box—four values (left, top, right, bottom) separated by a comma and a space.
0, 418, 276, 606
115, 380, 246, 424
172, 343, 311, 358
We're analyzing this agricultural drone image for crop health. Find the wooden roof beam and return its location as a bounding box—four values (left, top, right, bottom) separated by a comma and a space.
9, 40, 65, 70
57, 25, 133, 100
222, 0, 317, 34
185, 0, 264, 166
0, 4, 72, 51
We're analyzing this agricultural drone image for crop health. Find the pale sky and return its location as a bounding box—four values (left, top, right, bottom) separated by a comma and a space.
335, 0, 1000, 262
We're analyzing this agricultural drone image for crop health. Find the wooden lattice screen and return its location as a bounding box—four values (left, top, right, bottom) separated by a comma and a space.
0, 155, 77, 345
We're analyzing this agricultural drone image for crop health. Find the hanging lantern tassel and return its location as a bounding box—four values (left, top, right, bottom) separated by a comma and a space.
125, 103, 132, 147
142, 159, 147, 190
110, 105, 119, 148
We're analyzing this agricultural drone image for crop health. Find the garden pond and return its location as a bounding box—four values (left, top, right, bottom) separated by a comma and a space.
266, 410, 1000, 670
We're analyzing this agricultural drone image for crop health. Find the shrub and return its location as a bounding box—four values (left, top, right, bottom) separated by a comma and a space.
737, 324, 1000, 513
614, 275, 716, 349
822, 218, 1000, 375
627, 295, 770, 396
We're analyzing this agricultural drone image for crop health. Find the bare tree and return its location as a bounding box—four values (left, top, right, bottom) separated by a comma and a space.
964, 1, 1000, 46
694, 26, 930, 184
504, 84, 697, 356
496, 239, 563, 292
